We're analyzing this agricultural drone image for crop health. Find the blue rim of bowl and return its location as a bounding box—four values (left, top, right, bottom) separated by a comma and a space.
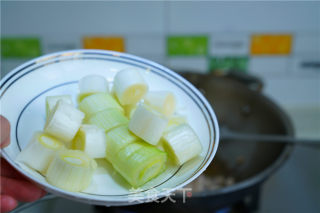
0, 49, 220, 205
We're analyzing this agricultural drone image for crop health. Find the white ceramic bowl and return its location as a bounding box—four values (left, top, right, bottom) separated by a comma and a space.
0, 49, 219, 206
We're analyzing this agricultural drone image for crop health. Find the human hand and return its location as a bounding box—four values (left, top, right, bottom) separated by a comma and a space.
1, 115, 46, 212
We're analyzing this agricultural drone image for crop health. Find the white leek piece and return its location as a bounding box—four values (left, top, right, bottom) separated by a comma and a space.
113, 69, 148, 105
106, 125, 138, 159
72, 124, 107, 158
162, 124, 202, 165
16, 132, 65, 174
46, 150, 97, 192
44, 100, 84, 145
79, 93, 123, 118
88, 108, 128, 132
46, 95, 73, 118
144, 91, 176, 117
106, 141, 167, 187
123, 103, 137, 119
78, 75, 109, 102
129, 103, 168, 145
166, 114, 187, 131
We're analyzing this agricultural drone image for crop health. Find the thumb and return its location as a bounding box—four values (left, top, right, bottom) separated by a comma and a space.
0, 115, 10, 148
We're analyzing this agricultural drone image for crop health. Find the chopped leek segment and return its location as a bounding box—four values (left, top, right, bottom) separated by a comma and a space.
123, 103, 137, 119
88, 108, 128, 132
79, 93, 123, 118
162, 124, 202, 165
113, 69, 148, 105
166, 114, 187, 131
78, 75, 109, 102
129, 103, 168, 145
45, 95, 73, 118
16, 132, 65, 174
106, 140, 167, 187
77, 93, 94, 103
46, 150, 97, 192
144, 91, 176, 117
72, 124, 107, 159
44, 100, 84, 145
106, 125, 138, 159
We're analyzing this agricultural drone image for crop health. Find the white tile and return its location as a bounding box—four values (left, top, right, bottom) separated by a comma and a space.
286, 106, 320, 139
166, 57, 208, 73
249, 57, 289, 77
293, 33, 320, 55
263, 77, 320, 107
133, 54, 165, 66
209, 33, 249, 56
2, 1, 165, 35
126, 35, 165, 56
289, 55, 320, 77
42, 34, 81, 54
167, 2, 319, 33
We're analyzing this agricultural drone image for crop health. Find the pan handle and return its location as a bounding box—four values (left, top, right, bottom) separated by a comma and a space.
220, 126, 320, 149
222, 71, 264, 92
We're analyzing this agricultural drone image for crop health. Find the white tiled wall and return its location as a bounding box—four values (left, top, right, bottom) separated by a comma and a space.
264, 78, 320, 106
249, 57, 290, 77
290, 55, 320, 77
166, 2, 320, 32
209, 32, 249, 56
1, 1, 320, 107
126, 35, 165, 57
293, 33, 320, 55
167, 57, 208, 73
2, 1, 166, 35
